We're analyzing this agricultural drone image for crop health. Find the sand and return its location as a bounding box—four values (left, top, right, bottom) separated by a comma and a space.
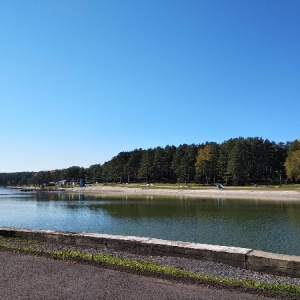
67, 185, 300, 200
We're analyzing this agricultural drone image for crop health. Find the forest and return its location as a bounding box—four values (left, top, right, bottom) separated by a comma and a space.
1, 137, 300, 187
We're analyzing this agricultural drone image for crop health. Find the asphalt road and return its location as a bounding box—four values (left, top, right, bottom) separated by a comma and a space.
0, 250, 274, 300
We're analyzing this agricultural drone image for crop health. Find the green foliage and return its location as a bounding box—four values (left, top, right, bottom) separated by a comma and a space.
138, 149, 154, 182
195, 143, 219, 184
86, 164, 102, 182
227, 138, 249, 185
285, 149, 300, 182
171, 144, 197, 183
1, 137, 299, 186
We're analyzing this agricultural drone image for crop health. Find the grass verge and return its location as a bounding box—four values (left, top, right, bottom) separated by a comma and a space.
0, 237, 300, 299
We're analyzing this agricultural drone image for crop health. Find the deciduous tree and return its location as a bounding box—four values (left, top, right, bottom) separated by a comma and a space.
285, 150, 300, 182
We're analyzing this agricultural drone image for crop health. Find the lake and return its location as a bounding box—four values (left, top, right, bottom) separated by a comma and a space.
1, 187, 300, 256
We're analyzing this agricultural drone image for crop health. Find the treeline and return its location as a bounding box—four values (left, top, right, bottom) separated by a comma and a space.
1, 137, 300, 187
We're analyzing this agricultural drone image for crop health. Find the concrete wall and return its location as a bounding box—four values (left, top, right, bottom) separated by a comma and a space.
1, 227, 300, 278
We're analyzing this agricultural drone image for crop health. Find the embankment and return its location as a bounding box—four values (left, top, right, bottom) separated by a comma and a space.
67, 185, 300, 200
1, 227, 300, 278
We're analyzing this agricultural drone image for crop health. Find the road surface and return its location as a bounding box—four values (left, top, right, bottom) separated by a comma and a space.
0, 250, 275, 299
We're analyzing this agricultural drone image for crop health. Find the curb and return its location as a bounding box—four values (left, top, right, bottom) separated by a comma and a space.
1, 227, 300, 278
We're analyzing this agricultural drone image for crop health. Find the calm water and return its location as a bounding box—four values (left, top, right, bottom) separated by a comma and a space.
1, 187, 300, 256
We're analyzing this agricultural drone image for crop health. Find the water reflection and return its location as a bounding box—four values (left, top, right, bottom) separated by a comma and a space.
1, 188, 300, 256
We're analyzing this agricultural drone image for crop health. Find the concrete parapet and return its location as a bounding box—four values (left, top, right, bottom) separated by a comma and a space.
246, 250, 300, 278
1, 227, 300, 278
0, 227, 249, 267
140, 239, 250, 267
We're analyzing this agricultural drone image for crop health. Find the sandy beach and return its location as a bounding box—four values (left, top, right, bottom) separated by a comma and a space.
67, 185, 300, 200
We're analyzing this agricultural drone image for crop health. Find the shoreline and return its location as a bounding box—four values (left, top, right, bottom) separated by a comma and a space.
66, 185, 300, 200
2, 227, 300, 282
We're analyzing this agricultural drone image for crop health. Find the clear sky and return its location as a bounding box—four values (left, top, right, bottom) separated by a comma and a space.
0, 0, 299, 172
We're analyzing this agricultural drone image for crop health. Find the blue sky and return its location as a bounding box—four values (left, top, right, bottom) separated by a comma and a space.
1, 0, 299, 172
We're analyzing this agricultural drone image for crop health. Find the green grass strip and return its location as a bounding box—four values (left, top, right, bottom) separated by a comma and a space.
0, 239, 300, 296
